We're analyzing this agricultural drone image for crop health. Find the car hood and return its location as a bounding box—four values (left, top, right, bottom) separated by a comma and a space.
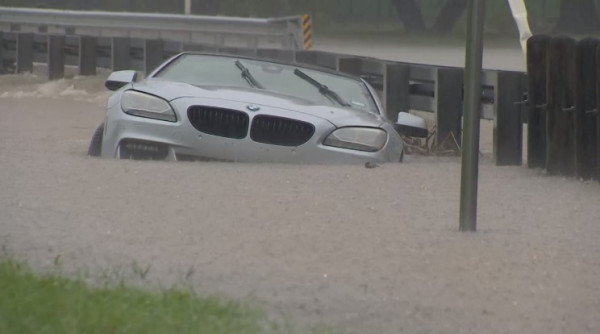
133, 79, 386, 127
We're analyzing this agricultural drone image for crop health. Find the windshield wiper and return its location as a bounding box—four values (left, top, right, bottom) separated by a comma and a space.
235, 60, 264, 89
293, 69, 351, 107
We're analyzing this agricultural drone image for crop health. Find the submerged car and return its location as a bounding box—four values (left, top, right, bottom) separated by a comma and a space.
88, 52, 426, 164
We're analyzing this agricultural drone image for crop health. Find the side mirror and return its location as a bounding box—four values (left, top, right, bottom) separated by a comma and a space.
394, 112, 428, 138
105, 70, 138, 91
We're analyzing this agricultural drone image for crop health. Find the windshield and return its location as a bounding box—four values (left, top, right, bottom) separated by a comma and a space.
153, 54, 378, 114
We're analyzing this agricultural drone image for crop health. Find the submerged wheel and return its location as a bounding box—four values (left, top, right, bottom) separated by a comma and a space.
88, 123, 104, 157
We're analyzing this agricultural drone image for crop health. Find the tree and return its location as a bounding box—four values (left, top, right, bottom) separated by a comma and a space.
193, 0, 221, 15
432, 0, 468, 33
556, 0, 600, 33
389, 0, 468, 33
389, 0, 426, 32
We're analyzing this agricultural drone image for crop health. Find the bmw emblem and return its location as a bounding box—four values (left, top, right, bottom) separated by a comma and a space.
247, 105, 260, 112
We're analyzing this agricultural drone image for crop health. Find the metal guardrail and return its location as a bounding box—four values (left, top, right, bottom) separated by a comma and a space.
0, 30, 526, 167
0, 7, 305, 50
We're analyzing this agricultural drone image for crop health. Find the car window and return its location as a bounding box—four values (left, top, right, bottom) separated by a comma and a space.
153, 54, 379, 114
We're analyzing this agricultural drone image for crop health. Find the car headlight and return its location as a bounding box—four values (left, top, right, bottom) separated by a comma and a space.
323, 127, 387, 152
121, 90, 176, 122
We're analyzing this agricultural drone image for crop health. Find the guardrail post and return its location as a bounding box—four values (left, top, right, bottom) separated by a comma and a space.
16, 32, 33, 73
48, 35, 65, 80
247, 37, 259, 53
435, 68, 464, 148
526, 35, 550, 169
337, 57, 362, 76
182, 43, 217, 52
281, 18, 300, 50
546, 36, 577, 177
295, 50, 317, 66
218, 47, 255, 57
215, 36, 225, 49
256, 49, 294, 62
79, 36, 97, 76
575, 38, 599, 180
494, 71, 524, 166
111, 37, 130, 71
296, 50, 337, 70
596, 42, 600, 180
384, 63, 410, 121
144, 39, 164, 75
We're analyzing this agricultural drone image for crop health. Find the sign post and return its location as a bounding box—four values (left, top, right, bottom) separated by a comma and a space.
459, 0, 486, 232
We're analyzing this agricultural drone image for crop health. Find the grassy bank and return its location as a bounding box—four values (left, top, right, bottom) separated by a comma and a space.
0, 260, 269, 334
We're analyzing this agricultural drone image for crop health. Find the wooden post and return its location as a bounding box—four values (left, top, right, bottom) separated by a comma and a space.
384, 63, 410, 122
526, 35, 551, 169
144, 39, 164, 76
111, 37, 130, 71
494, 71, 524, 166
247, 36, 259, 53
48, 35, 65, 80
16, 32, 34, 73
574, 38, 599, 181
546, 36, 577, 177
436, 67, 464, 148
79, 36, 97, 76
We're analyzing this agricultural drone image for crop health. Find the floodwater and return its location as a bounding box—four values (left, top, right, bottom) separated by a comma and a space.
1, 41, 598, 334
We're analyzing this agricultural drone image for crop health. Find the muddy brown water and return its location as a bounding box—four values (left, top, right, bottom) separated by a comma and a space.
0, 42, 598, 333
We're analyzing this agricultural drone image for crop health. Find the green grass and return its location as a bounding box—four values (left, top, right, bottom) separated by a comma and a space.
0, 260, 268, 334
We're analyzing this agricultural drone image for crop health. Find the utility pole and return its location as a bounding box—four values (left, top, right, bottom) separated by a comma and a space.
459, 0, 486, 232
184, 0, 191, 15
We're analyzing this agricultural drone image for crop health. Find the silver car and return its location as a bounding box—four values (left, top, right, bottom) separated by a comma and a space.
88, 53, 425, 164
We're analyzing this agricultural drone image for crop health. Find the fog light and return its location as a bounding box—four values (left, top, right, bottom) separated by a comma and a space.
119, 139, 168, 160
